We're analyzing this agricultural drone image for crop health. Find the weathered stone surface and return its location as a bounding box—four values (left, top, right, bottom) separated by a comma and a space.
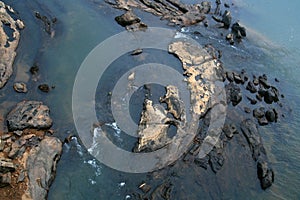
134, 98, 174, 152
169, 41, 222, 116
160, 85, 185, 121
0, 158, 15, 173
0, 1, 23, 89
24, 136, 62, 200
7, 101, 53, 131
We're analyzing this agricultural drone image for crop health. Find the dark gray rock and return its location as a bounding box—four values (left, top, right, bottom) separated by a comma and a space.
226, 71, 234, 82
223, 123, 238, 138
233, 72, 244, 84
209, 149, 225, 173
115, 11, 141, 27
226, 83, 242, 106
17, 170, 25, 183
241, 119, 263, 161
200, 1, 211, 14
247, 96, 257, 105
253, 107, 265, 119
258, 117, 269, 126
7, 101, 53, 131
246, 81, 257, 93
194, 156, 209, 169
231, 22, 246, 38
264, 88, 279, 104
26, 136, 62, 200
38, 84, 50, 93
265, 109, 276, 122
0, 139, 5, 151
257, 160, 274, 190
259, 75, 270, 89
222, 10, 231, 28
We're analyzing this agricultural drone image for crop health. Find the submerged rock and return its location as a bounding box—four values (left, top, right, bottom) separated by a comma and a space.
226, 83, 242, 106
241, 119, 274, 189
0, 1, 23, 89
7, 101, 53, 131
38, 83, 50, 93
257, 160, 274, 190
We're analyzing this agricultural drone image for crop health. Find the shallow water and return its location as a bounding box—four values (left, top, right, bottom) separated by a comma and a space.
2, 0, 300, 199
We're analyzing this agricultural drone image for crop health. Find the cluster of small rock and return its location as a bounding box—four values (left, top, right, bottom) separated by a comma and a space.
224, 69, 282, 126
0, 101, 62, 200
109, 0, 247, 45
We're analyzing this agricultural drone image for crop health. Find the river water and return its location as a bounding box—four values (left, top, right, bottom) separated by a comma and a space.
2, 0, 300, 199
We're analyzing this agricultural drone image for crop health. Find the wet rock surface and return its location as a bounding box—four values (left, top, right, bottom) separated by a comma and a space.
25, 136, 62, 200
108, 0, 247, 44
123, 38, 284, 194
0, 1, 23, 89
7, 101, 53, 131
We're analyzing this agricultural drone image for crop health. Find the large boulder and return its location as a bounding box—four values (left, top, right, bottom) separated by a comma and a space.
23, 136, 62, 200
7, 101, 53, 131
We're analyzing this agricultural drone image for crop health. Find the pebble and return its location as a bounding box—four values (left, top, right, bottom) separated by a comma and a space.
38, 84, 50, 93
13, 82, 28, 93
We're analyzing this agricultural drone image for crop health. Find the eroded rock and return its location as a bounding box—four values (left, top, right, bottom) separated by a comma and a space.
0, 1, 23, 89
7, 101, 53, 131
24, 136, 62, 200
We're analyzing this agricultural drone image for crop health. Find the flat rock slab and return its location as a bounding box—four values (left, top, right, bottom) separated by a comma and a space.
7, 101, 53, 131
24, 136, 62, 200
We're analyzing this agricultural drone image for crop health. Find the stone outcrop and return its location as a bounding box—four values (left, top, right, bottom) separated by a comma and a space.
134, 86, 185, 152
7, 101, 53, 131
23, 136, 62, 200
0, 1, 23, 89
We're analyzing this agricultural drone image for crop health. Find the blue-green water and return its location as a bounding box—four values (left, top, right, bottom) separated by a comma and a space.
1, 0, 300, 199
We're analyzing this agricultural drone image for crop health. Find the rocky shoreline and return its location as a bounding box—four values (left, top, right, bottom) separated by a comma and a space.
104, 0, 286, 195
0, 2, 62, 199
0, 0, 287, 199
